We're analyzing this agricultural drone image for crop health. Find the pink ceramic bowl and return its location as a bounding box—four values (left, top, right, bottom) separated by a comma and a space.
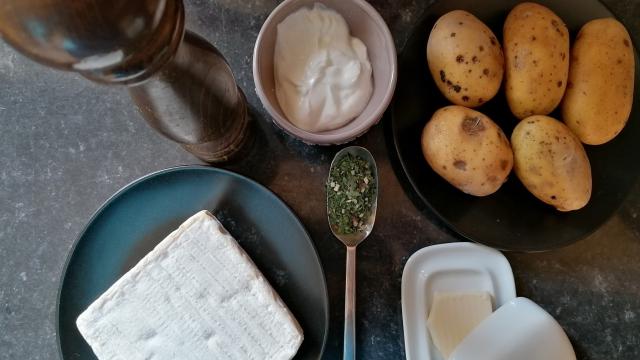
253, 0, 397, 145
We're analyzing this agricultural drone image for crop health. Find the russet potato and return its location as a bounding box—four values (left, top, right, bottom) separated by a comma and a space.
422, 106, 513, 196
511, 115, 592, 211
427, 10, 504, 107
503, 3, 570, 119
562, 18, 635, 145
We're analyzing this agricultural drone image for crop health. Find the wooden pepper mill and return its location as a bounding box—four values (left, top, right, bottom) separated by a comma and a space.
0, 0, 249, 163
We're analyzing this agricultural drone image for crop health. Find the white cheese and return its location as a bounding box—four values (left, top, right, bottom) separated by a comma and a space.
427, 292, 492, 359
76, 210, 303, 360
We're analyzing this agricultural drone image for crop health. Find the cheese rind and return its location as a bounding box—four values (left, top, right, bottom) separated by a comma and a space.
76, 210, 303, 360
427, 292, 492, 359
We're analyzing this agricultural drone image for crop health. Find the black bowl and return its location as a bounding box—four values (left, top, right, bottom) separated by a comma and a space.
389, 0, 640, 251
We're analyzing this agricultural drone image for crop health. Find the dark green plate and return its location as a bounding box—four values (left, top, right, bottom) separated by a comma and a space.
57, 166, 328, 359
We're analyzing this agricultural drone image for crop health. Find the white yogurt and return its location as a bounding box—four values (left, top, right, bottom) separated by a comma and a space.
274, 3, 373, 133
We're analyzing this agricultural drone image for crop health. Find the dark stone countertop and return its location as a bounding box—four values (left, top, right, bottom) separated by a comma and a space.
1, 0, 640, 359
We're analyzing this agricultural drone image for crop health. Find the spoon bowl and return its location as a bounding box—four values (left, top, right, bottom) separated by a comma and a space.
328, 146, 379, 247
326, 145, 378, 360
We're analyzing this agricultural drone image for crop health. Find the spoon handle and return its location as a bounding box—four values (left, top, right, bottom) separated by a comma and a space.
344, 246, 357, 360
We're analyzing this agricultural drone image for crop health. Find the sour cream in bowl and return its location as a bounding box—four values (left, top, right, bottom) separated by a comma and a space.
253, 0, 397, 145
274, 4, 373, 133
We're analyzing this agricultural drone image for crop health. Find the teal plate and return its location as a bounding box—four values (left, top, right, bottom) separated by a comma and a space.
57, 166, 328, 359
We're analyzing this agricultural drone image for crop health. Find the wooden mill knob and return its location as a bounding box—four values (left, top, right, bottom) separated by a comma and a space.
0, 0, 184, 84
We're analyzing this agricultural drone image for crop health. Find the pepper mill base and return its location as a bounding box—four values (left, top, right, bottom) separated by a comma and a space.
181, 88, 252, 164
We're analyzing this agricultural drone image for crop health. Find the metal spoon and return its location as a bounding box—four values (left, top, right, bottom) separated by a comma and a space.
327, 146, 379, 360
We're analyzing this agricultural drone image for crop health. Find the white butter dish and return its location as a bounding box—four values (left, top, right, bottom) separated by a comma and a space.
401, 242, 516, 360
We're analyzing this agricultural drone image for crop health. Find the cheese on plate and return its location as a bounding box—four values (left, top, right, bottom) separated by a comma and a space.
76, 210, 303, 360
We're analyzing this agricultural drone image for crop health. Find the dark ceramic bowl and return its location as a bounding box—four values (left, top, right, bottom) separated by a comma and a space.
389, 0, 640, 251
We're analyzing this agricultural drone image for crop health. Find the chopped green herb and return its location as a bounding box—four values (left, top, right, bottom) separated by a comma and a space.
327, 154, 376, 235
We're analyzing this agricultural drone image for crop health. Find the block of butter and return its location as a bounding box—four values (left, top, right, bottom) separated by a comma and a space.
76, 210, 303, 360
427, 292, 492, 359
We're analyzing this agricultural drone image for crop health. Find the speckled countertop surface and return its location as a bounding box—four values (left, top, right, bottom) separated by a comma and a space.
1, 0, 640, 359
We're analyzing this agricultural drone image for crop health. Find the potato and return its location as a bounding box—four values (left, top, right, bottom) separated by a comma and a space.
504, 3, 569, 119
421, 106, 513, 196
427, 10, 504, 107
562, 18, 635, 145
511, 115, 592, 211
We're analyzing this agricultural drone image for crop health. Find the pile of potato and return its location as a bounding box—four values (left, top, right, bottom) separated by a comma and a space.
421, 2, 635, 211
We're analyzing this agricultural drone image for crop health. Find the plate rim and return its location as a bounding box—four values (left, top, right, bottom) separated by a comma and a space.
387, 0, 640, 252
55, 165, 330, 359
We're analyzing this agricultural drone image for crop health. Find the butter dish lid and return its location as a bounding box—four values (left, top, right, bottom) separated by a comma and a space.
450, 297, 577, 360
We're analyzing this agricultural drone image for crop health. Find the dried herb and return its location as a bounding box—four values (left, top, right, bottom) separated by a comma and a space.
327, 154, 376, 235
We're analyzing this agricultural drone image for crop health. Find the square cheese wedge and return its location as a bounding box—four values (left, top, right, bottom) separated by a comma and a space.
76, 210, 303, 360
